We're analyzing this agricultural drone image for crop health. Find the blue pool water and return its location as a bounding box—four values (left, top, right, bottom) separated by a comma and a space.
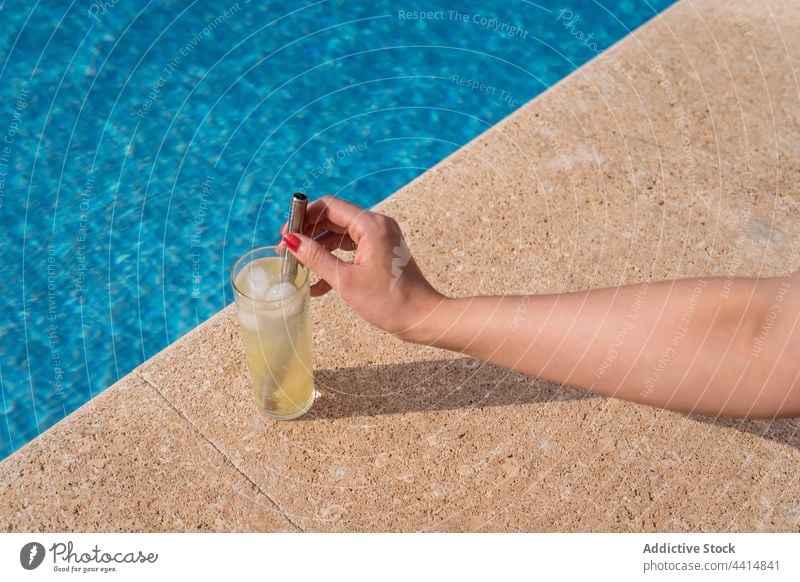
0, 0, 674, 459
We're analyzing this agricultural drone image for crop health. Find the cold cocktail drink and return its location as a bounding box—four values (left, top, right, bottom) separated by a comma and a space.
231, 246, 314, 419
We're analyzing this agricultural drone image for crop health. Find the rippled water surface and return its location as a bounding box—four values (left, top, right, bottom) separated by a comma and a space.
0, 0, 675, 458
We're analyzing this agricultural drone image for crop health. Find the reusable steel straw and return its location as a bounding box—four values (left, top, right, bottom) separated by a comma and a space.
281, 192, 307, 283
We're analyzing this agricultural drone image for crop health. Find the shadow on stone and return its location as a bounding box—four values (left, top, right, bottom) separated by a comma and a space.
691, 415, 800, 452
302, 359, 800, 454
299, 357, 596, 420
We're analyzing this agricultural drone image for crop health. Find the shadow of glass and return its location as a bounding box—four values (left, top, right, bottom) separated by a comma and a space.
298, 357, 596, 420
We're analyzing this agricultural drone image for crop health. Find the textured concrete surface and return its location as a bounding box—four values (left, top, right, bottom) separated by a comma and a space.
0, 376, 296, 531
2, 0, 799, 531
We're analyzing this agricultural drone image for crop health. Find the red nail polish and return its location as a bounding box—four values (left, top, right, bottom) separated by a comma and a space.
283, 233, 301, 251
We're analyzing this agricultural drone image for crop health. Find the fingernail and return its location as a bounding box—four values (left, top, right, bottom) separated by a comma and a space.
283, 233, 301, 251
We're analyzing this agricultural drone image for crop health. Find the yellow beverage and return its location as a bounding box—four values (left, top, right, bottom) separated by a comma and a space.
231, 251, 314, 419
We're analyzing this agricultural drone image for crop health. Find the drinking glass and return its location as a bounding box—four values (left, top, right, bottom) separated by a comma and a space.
230, 246, 314, 419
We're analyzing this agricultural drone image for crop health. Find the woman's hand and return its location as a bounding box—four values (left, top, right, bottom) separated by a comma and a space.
280, 197, 800, 418
281, 196, 443, 341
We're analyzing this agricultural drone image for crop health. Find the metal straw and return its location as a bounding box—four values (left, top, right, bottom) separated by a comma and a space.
281, 192, 307, 283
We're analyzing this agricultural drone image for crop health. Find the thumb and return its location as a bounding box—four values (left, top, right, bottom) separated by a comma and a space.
282, 233, 351, 292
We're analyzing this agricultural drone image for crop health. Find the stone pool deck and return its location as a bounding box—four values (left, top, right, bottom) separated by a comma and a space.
2, 0, 799, 532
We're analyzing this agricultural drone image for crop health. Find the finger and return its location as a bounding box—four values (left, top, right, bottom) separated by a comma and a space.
310, 279, 332, 297
280, 220, 335, 237
286, 195, 368, 238
298, 219, 347, 239
304, 196, 369, 241
280, 224, 350, 253
283, 195, 364, 239
312, 218, 348, 236
282, 232, 352, 293
317, 231, 356, 252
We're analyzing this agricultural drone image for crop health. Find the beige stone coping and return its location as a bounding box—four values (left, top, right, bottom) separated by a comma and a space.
2, 0, 799, 532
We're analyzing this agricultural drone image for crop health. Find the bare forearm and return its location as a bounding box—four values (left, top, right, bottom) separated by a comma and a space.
414, 275, 799, 418
282, 199, 797, 417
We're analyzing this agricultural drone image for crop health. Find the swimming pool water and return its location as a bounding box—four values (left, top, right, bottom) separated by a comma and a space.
0, 0, 675, 459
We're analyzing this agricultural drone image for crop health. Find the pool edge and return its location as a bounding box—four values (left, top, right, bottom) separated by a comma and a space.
3, 0, 800, 532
